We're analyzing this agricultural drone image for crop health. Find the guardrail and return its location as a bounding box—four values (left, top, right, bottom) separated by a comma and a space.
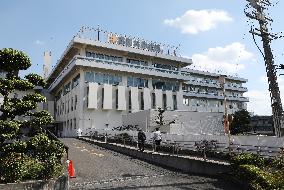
45, 129, 69, 159
83, 129, 284, 160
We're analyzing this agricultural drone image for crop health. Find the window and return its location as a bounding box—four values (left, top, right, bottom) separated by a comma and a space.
74, 118, 76, 129
86, 87, 89, 107
113, 75, 122, 85
163, 94, 167, 109
127, 77, 133, 87
67, 100, 70, 113
116, 89, 118, 109
55, 90, 63, 101
94, 73, 122, 85
103, 74, 108, 84
140, 92, 144, 110
65, 101, 67, 114
127, 58, 147, 66
95, 73, 104, 84
152, 79, 164, 90
71, 97, 74, 111
85, 72, 94, 83
67, 120, 69, 130
70, 119, 72, 130
75, 95, 77, 110
63, 82, 71, 95
153, 63, 179, 71
72, 74, 80, 88
128, 91, 131, 110
152, 93, 156, 109
173, 95, 177, 110
102, 88, 104, 108
183, 97, 190, 106
127, 76, 148, 88
62, 103, 64, 115
86, 51, 123, 63
109, 75, 114, 85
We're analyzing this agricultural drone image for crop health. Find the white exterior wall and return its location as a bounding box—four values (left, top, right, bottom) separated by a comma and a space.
176, 91, 184, 110
143, 88, 151, 110
154, 89, 163, 109
166, 90, 173, 110
130, 87, 139, 112
103, 84, 113, 110
117, 85, 127, 110
88, 82, 98, 109
123, 110, 224, 135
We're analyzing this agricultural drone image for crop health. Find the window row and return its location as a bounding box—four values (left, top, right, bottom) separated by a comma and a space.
153, 63, 178, 71
127, 76, 148, 88
85, 72, 122, 85
182, 98, 243, 109
56, 95, 78, 116
86, 51, 123, 62
64, 118, 77, 131
183, 98, 223, 107
127, 58, 147, 66
55, 74, 80, 100
152, 80, 179, 92
183, 85, 219, 95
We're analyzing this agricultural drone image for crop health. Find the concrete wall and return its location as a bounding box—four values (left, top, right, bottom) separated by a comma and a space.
122, 110, 224, 135
122, 110, 151, 131
0, 174, 68, 190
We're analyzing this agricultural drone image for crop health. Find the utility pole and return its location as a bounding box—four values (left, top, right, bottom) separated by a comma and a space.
245, 0, 283, 137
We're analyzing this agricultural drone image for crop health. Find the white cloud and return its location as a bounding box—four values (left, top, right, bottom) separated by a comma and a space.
246, 75, 284, 115
188, 42, 254, 74
164, 9, 233, 34
245, 90, 271, 115
34, 40, 45, 45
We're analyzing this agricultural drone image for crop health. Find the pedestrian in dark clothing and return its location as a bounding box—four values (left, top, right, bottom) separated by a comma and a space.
138, 129, 146, 151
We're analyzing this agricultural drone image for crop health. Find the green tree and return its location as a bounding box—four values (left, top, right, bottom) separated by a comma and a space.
0, 48, 65, 183
230, 109, 251, 135
155, 107, 175, 126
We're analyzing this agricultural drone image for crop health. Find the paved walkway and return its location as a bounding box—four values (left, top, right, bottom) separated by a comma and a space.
61, 138, 240, 190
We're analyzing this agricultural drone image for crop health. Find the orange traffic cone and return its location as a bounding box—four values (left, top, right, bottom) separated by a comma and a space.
68, 160, 76, 178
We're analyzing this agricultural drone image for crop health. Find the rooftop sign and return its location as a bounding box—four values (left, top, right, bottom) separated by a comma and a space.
75, 26, 180, 57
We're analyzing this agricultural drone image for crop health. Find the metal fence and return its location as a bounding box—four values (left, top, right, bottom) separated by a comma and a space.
83, 128, 284, 159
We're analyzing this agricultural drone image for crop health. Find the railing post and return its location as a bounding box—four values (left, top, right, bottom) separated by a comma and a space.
104, 133, 107, 143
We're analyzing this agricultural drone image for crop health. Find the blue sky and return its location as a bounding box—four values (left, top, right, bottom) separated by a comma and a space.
0, 0, 284, 115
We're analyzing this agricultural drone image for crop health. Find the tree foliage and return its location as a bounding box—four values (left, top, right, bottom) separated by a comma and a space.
230, 109, 251, 135
0, 48, 65, 183
0, 48, 31, 73
155, 107, 175, 126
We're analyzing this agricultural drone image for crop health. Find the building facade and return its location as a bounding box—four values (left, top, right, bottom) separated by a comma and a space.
250, 115, 274, 136
46, 27, 249, 137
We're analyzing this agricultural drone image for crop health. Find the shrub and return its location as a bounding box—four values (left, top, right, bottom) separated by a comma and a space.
230, 153, 265, 168
0, 48, 65, 183
231, 153, 284, 190
0, 153, 29, 183
237, 164, 284, 190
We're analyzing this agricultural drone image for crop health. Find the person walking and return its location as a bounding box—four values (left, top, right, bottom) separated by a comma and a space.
153, 128, 162, 152
138, 129, 146, 151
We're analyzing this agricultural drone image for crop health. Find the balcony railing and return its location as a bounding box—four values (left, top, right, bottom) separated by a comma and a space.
183, 90, 249, 102
79, 56, 182, 75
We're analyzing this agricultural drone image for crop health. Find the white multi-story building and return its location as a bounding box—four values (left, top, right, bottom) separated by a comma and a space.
46, 27, 248, 137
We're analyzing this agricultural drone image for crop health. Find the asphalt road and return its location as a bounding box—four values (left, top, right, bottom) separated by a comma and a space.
61, 138, 241, 190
